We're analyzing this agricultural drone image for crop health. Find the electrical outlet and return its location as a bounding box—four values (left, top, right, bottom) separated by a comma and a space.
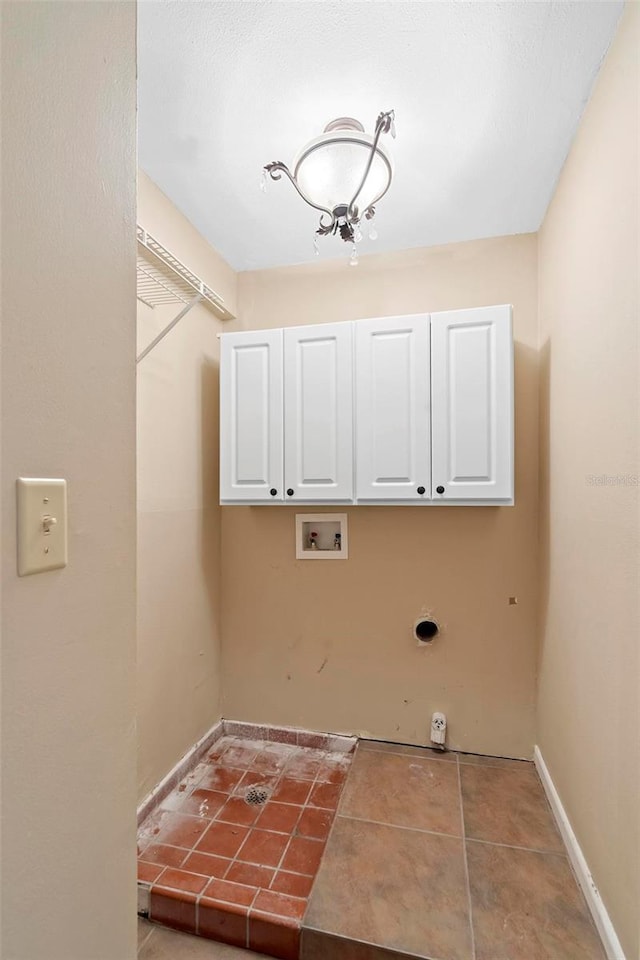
430, 711, 447, 746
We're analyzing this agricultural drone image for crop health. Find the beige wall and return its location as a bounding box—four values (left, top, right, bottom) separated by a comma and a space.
0, 4, 137, 959
537, 5, 639, 958
136, 173, 239, 801
222, 234, 539, 758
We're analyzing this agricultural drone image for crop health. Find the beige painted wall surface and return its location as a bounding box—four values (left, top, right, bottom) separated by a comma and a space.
223, 234, 539, 758
0, 3, 137, 959
137, 173, 240, 801
537, 6, 639, 958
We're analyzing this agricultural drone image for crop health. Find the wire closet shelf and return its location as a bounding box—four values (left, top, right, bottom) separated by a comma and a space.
136, 226, 234, 363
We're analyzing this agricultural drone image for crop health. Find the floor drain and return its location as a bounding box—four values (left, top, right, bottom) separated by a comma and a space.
244, 786, 269, 806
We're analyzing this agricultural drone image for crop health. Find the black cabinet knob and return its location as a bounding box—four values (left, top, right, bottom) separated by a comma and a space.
287, 488, 294, 496
436, 485, 445, 494
417, 486, 425, 495
270, 488, 277, 496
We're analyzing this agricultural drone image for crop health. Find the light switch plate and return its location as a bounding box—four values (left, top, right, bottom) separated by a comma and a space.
17, 478, 68, 576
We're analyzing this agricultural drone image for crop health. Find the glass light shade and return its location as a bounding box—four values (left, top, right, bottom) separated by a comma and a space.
293, 132, 392, 215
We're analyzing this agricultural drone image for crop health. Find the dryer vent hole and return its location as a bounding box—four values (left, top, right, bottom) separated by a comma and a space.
415, 619, 439, 642
244, 786, 269, 806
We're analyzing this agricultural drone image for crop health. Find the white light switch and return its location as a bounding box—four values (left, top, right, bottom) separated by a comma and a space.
17, 478, 68, 576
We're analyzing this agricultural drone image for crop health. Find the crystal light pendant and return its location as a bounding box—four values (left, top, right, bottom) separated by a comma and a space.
263, 110, 395, 263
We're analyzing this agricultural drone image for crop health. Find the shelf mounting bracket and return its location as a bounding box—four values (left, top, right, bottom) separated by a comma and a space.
136, 294, 204, 364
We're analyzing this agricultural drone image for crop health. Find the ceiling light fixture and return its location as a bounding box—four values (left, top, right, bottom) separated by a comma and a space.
262, 110, 395, 263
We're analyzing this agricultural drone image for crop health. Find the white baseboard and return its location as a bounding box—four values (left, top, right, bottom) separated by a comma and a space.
534, 745, 626, 960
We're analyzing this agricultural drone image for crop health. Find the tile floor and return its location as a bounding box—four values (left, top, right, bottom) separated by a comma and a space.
137, 736, 353, 960
139, 735, 607, 960
304, 740, 606, 960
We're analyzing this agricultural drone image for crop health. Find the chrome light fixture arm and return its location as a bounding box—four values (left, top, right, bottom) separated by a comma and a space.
264, 161, 336, 233
347, 109, 395, 222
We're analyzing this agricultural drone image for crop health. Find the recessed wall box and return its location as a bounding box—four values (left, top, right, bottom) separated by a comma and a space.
295, 514, 348, 560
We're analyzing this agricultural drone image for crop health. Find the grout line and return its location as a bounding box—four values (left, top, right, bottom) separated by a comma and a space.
465, 836, 569, 857
302, 764, 350, 912
360, 745, 458, 763
244, 886, 261, 949
338, 812, 463, 840
456, 751, 533, 768
337, 811, 569, 857
457, 754, 477, 960
361, 741, 533, 771
196, 741, 316, 879
140, 842, 317, 879
217, 756, 292, 881
268, 757, 327, 883
143, 782, 265, 874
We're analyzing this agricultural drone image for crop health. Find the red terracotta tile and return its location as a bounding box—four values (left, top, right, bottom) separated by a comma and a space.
271, 871, 314, 899
296, 807, 333, 840
284, 753, 324, 781
161, 787, 227, 818
154, 868, 209, 896
138, 860, 165, 884
234, 770, 279, 797
181, 851, 231, 879
249, 912, 300, 960
253, 890, 306, 921
256, 802, 303, 834
137, 809, 165, 844
203, 876, 259, 907
226, 860, 276, 890
225, 722, 266, 740
198, 897, 248, 948
155, 812, 210, 849
139, 843, 189, 869
309, 781, 342, 810
216, 795, 263, 827
317, 760, 350, 784
149, 887, 196, 933
281, 836, 324, 875
205, 740, 229, 762
197, 765, 245, 793
297, 732, 329, 750
269, 727, 298, 745
251, 753, 289, 776
195, 821, 249, 859
271, 777, 313, 805
174, 761, 209, 793
221, 743, 261, 769
238, 829, 290, 868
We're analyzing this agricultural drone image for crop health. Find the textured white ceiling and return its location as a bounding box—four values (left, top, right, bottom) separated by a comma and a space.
138, 1, 622, 271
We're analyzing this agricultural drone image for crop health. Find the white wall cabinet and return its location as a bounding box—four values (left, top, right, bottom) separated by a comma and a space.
284, 323, 353, 502
430, 305, 513, 502
220, 305, 513, 506
220, 329, 283, 501
355, 314, 431, 501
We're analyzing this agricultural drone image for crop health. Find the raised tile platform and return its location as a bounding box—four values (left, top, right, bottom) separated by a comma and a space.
137, 725, 354, 959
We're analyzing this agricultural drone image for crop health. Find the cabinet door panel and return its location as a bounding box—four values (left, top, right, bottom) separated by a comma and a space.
220, 329, 283, 501
284, 323, 353, 500
431, 305, 513, 501
355, 315, 430, 500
